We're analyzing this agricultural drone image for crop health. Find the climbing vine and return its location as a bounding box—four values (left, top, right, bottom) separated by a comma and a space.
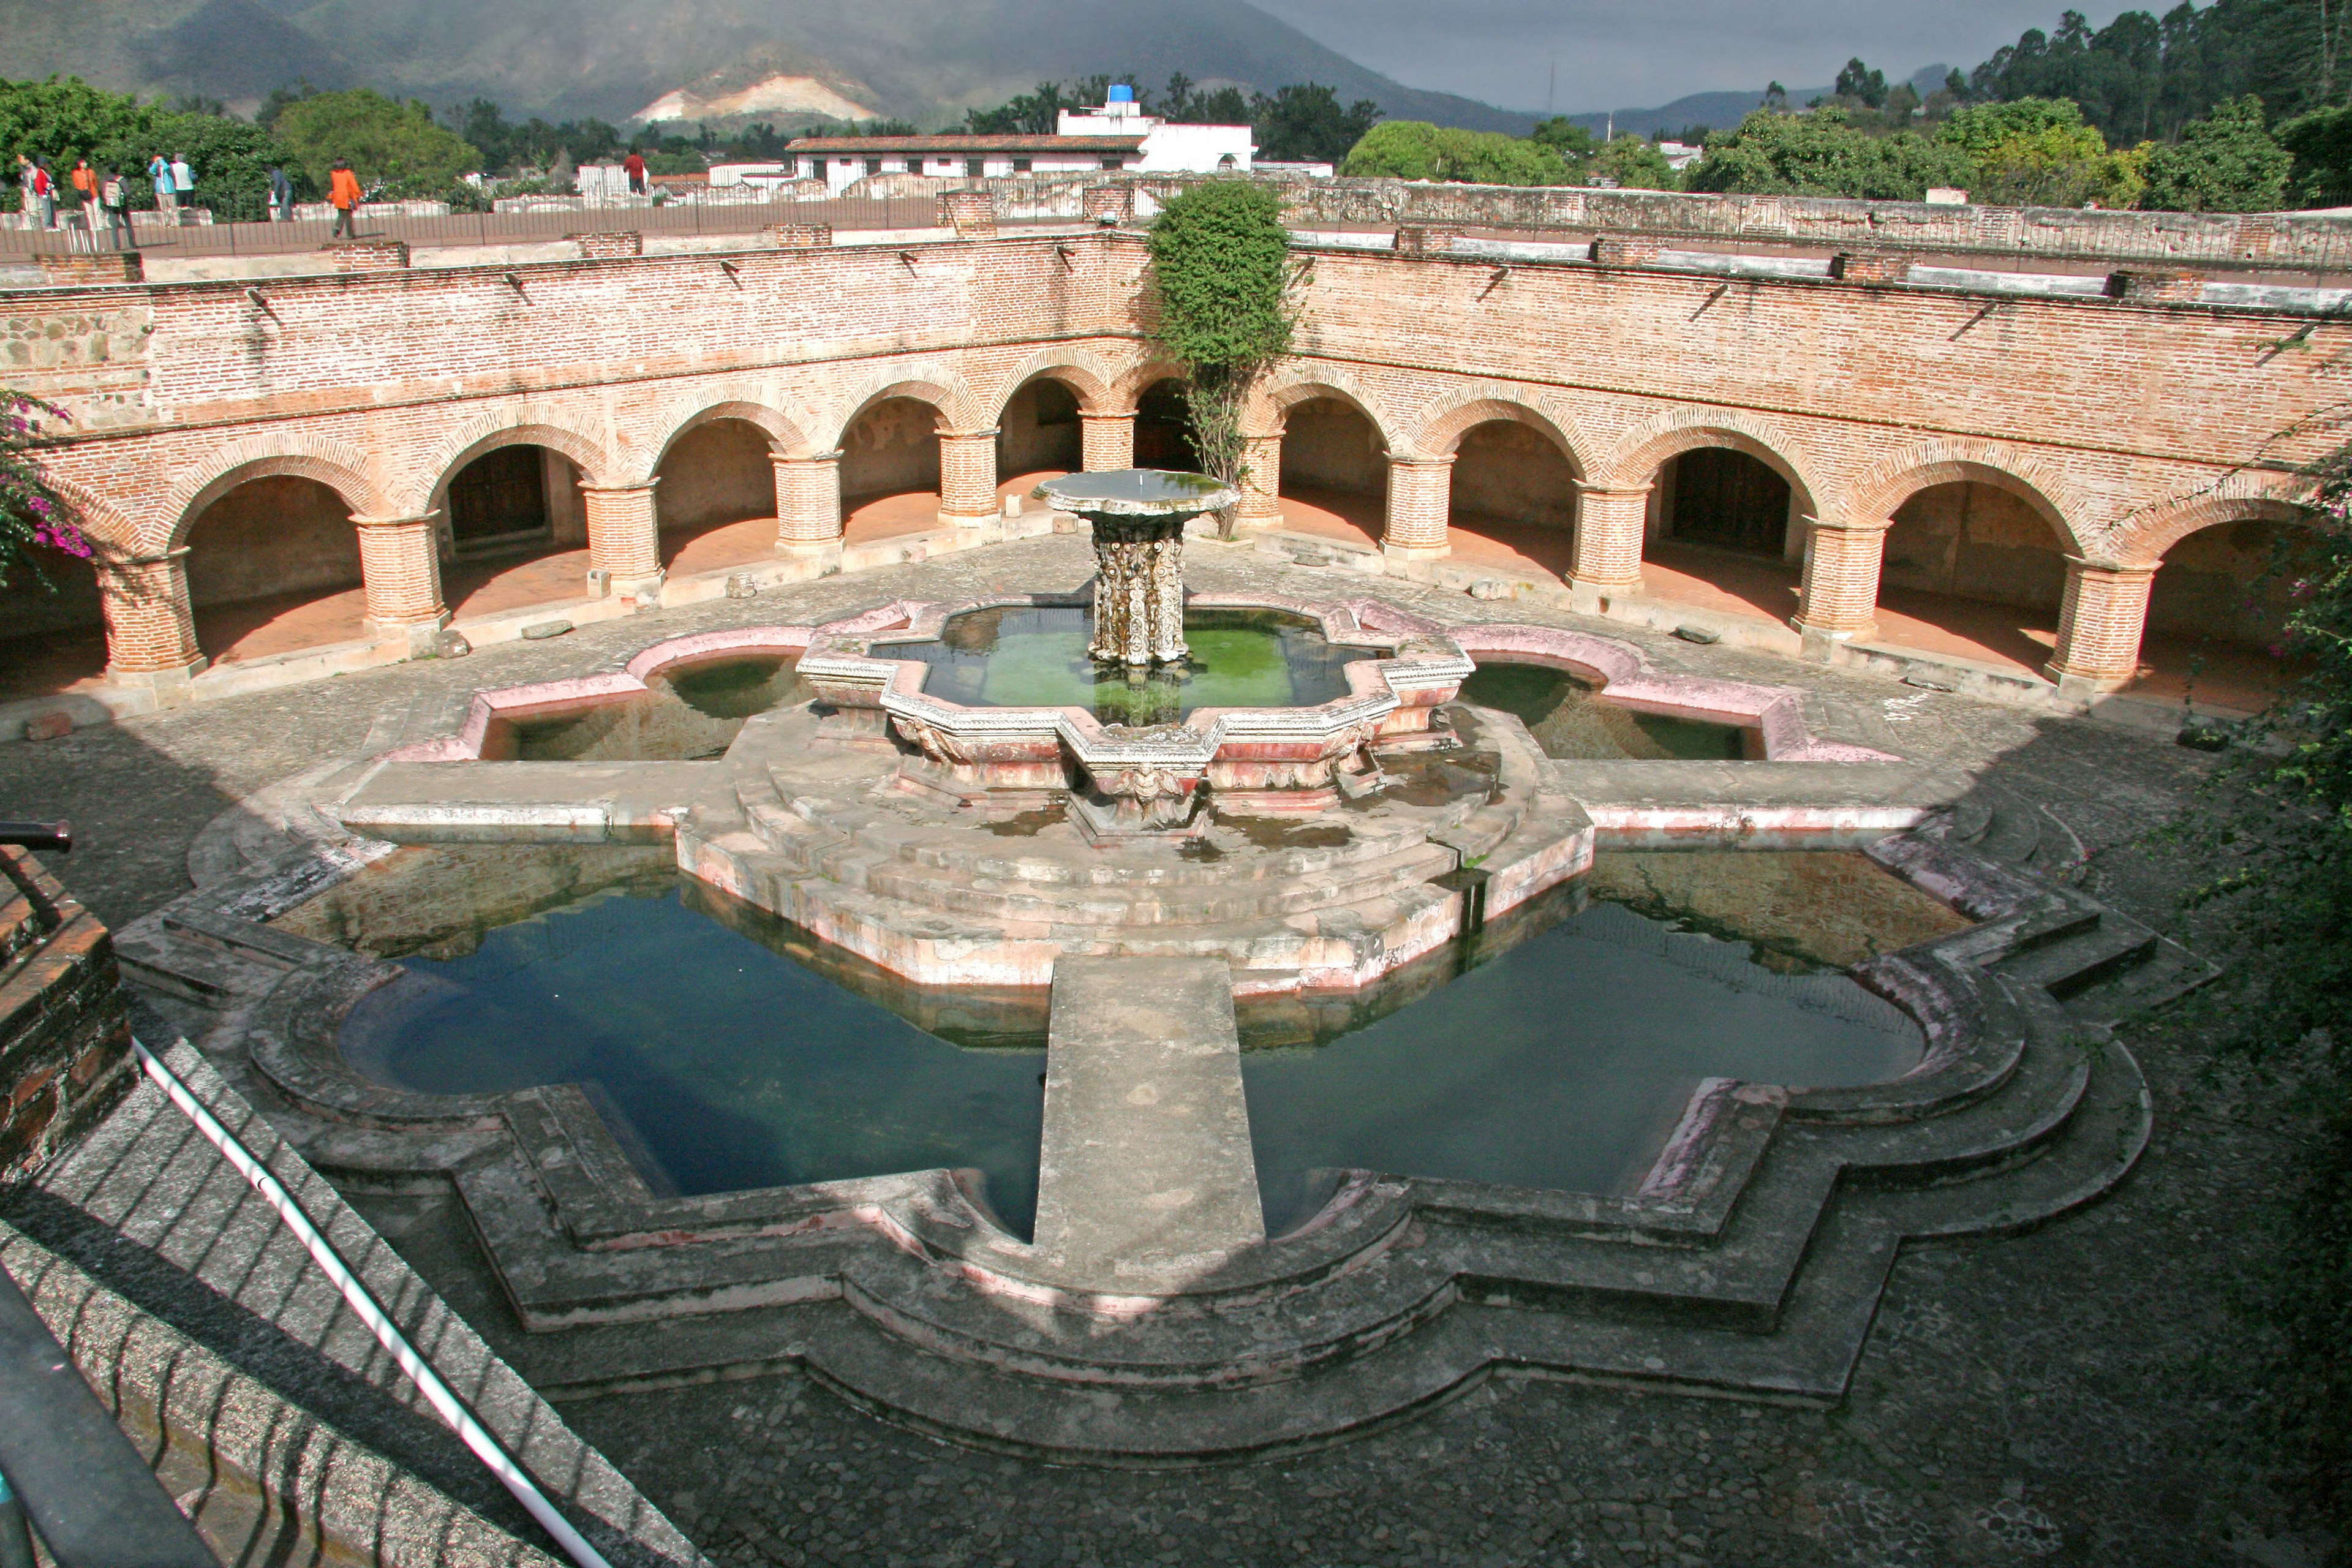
1144, 180, 1295, 538
0, 390, 87, 592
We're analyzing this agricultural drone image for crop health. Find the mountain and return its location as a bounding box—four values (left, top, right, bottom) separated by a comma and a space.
1555, 66, 1954, 141
0, 0, 1534, 132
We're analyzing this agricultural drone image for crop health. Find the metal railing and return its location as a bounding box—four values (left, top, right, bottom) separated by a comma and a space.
0, 192, 980, 260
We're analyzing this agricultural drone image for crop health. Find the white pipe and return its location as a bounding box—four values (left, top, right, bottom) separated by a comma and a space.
130, 1038, 616, 1568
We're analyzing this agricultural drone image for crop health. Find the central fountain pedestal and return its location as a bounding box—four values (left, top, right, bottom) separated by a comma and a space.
1035, 470, 1240, 669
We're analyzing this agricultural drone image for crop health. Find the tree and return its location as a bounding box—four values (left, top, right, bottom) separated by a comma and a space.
0, 393, 88, 594
1684, 107, 1975, 199
1529, 117, 1599, 158
965, 82, 1071, 136
1251, 83, 1381, 164
2141, 94, 2291, 209
1144, 182, 1294, 538
1591, 134, 1676, 190
0, 75, 287, 213
2278, 102, 2352, 206
1834, 58, 1890, 108
1341, 121, 1570, 185
1943, 98, 2143, 205
273, 89, 479, 195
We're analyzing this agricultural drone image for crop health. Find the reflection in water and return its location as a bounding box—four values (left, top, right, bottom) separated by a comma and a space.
1459, 662, 1750, 760
1237, 850, 1950, 1235
480, 655, 808, 761
329, 858, 1047, 1235
306, 845, 1964, 1249
878, 606, 1378, 726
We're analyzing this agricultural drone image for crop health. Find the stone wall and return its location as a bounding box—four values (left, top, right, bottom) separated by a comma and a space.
184, 475, 360, 606
998, 379, 1081, 475
1280, 398, 1386, 495
0, 847, 134, 1183
1452, 421, 1577, 528
840, 397, 941, 499
654, 419, 776, 536
1881, 482, 2068, 611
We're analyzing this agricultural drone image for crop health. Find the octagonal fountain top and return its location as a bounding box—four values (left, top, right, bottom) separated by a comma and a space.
1032, 468, 1240, 516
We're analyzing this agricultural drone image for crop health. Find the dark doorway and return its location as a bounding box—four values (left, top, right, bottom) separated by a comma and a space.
447, 446, 551, 548
1135, 380, 1199, 469
1667, 449, 1790, 556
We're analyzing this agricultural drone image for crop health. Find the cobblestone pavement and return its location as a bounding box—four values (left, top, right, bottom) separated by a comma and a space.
3, 537, 2331, 1566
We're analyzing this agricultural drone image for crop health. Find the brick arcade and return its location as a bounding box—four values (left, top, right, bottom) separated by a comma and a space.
2, 182, 2340, 720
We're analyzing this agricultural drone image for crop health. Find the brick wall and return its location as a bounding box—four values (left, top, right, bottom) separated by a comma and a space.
0, 847, 134, 1183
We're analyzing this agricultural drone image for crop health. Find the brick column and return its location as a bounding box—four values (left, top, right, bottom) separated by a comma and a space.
352, 512, 450, 654
1566, 483, 1650, 611
1383, 456, 1454, 559
939, 190, 997, 238
1080, 413, 1135, 472
773, 450, 844, 554
1237, 434, 1284, 526
937, 428, 1001, 525
98, 549, 204, 687
2046, 558, 2158, 698
1794, 518, 1885, 658
581, 480, 664, 606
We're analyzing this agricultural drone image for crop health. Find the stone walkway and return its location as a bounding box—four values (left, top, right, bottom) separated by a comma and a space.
1, 534, 2329, 1566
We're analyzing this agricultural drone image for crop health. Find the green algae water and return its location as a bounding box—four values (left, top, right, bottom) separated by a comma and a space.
481, 655, 809, 762
1460, 662, 1751, 761
878, 606, 1378, 725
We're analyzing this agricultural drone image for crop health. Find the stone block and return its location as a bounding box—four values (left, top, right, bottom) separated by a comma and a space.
568, 230, 643, 259
1082, 184, 1135, 224
763, 223, 832, 247
1393, 226, 1466, 255
2106, 268, 2203, 303
938, 190, 997, 238
1590, 234, 1665, 265
325, 240, 410, 271
1829, 251, 1915, 284
33, 252, 142, 286
21, 710, 71, 741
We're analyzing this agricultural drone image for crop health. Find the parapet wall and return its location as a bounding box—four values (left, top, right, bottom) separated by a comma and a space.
0, 848, 134, 1182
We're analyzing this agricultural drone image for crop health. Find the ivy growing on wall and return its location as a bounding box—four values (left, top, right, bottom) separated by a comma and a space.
1144, 180, 1295, 538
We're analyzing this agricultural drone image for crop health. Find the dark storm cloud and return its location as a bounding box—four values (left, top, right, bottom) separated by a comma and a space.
1248, 0, 2139, 112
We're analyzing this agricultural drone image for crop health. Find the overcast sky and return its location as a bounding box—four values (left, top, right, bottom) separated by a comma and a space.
1247, 0, 2139, 113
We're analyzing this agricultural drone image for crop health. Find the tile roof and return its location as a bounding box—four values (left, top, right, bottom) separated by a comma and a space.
786, 135, 1146, 154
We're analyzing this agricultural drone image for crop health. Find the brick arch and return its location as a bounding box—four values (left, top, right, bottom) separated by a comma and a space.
2105, 488, 2315, 568
44, 475, 149, 558
821, 365, 979, 449
1841, 440, 2085, 549
635, 397, 816, 481
165, 440, 387, 548
1596, 410, 1821, 518
981, 348, 1119, 423
1403, 388, 1591, 475
404, 413, 616, 515
1107, 358, 1189, 413
1240, 366, 1400, 448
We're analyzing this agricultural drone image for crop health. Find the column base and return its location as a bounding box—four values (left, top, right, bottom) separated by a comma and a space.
1564, 575, 1642, 616
777, 538, 845, 561
1793, 619, 1875, 662
606, 569, 666, 608
2043, 662, 2133, 701
1381, 540, 1452, 562
939, 510, 998, 530
104, 658, 208, 693
368, 613, 454, 658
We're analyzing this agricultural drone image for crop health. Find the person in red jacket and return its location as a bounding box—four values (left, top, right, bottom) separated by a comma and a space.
623, 148, 647, 196
328, 159, 363, 240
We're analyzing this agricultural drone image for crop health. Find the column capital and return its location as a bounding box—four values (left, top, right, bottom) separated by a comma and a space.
1803, 512, 1890, 533
771, 448, 845, 466
578, 478, 660, 496
2064, 555, 2160, 578
350, 509, 442, 530
1081, 410, 1137, 422
104, 545, 192, 570
1573, 480, 1652, 497
938, 426, 1002, 442
1387, 452, 1457, 468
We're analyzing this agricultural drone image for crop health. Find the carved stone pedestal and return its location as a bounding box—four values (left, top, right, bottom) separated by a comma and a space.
1088, 516, 1190, 667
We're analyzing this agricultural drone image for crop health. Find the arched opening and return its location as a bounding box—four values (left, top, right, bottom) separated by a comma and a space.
839, 396, 943, 547
0, 544, 106, 699
1870, 481, 2067, 675
1637, 447, 1802, 624
437, 443, 592, 624
655, 417, 781, 579
1276, 396, 1386, 551
1445, 418, 1578, 576
997, 377, 1082, 501
184, 476, 367, 665
2133, 518, 2324, 711
1134, 379, 1199, 470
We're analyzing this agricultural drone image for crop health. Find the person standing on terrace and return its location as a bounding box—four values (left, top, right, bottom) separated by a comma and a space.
170, 154, 194, 211
150, 154, 176, 217
328, 158, 363, 240
624, 146, 647, 196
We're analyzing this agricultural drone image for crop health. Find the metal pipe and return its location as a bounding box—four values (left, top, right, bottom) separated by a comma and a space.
129, 1039, 616, 1568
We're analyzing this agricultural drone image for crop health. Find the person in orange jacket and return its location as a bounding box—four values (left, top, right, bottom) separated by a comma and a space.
328, 159, 363, 240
